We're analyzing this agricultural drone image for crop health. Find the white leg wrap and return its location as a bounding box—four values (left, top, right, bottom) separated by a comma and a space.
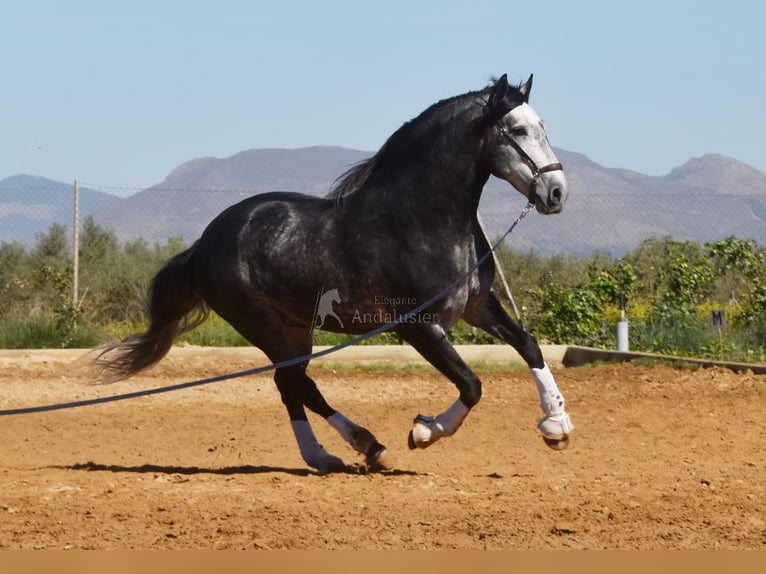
532, 364, 565, 415
327, 410, 390, 468
290, 420, 344, 471
327, 411, 355, 443
531, 364, 574, 439
437, 400, 470, 435
410, 400, 469, 447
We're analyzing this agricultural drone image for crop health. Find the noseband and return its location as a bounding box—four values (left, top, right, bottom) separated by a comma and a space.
497, 124, 563, 202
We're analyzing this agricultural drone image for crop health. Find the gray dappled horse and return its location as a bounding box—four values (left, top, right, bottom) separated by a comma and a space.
94, 74, 574, 472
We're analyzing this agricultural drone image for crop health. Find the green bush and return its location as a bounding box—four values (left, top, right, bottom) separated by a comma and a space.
512, 236, 765, 361
1, 222, 764, 363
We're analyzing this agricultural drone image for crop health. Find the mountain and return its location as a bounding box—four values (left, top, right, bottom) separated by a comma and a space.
0, 176, 118, 245
91, 146, 372, 244
478, 151, 766, 254
159, 146, 372, 192
3, 148, 765, 255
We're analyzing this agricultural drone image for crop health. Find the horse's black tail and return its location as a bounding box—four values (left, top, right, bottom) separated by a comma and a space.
92, 243, 209, 382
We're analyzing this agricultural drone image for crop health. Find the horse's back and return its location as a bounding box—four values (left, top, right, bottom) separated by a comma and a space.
192, 190, 340, 301
196, 191, 333, 250
206, 191, 330, 230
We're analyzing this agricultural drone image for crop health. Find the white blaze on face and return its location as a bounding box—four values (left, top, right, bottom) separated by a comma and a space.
505, 103, 558, 168
501, 103, 568, 213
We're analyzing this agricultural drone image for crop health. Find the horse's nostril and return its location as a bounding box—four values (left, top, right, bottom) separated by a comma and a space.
551, 187, 562, 204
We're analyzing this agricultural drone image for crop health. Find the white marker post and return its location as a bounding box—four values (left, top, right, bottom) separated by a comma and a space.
616, 292, 629, 352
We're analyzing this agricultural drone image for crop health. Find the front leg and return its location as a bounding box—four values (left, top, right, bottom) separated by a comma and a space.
464, 292, 574, 449
397, 323, 482, 450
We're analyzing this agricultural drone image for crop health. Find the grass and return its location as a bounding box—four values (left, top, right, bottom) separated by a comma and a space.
0, 314, 103, 349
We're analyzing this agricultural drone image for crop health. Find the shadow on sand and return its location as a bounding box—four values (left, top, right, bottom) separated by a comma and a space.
58, 460, 421, 477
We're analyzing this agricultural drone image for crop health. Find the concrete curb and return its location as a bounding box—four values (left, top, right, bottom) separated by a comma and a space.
0, 344, 568, 367
562, 345, 766, 375
1, 345, 763, 375
311, 344, 570, 366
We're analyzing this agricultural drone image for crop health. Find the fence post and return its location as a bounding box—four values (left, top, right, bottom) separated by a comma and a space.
72, 179, 80, 308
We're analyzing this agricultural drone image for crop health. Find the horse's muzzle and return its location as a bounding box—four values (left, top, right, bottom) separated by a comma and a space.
534, 169, 568, 214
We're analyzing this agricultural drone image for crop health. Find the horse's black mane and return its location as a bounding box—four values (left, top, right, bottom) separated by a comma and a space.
327, 77, 524, 200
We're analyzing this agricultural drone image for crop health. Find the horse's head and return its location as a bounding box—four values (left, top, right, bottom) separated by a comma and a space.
484, 74, 568, 214
323, 288, 341, 304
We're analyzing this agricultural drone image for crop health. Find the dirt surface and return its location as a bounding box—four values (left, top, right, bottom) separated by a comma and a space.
0, 348, 764, 549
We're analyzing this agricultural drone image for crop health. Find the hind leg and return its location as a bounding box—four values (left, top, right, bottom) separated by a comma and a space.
272, 362, 345, 472
275, 361, 392, 471
212, 299, 390, 471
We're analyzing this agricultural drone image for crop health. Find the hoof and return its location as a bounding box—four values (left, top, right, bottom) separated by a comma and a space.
407, 429, 418, 450
408, 414, 437, 450
367, 447, 395, 472
542, 434, 570, 450
537, 413, 573, 451
315, 454, 347, 473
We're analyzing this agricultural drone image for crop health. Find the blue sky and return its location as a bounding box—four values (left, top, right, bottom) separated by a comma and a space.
2, 0, 765, 189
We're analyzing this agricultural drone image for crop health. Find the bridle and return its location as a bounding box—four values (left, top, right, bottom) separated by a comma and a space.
496, 123, 563, 203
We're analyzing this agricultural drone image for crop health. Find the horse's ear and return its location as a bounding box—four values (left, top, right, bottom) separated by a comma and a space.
519, 73, 533, 103
487, 73, 512, 120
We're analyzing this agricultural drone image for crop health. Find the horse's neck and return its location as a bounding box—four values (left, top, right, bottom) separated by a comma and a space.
353, 139, 489, 222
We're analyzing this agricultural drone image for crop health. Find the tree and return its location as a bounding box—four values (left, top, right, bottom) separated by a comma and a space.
30, 223, 70, 270
0, 242, 28, 314
706, 237, 766, 323
80, 216, 120, 266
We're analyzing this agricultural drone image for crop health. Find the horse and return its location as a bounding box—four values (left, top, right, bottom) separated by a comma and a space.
93, 73, 574, 472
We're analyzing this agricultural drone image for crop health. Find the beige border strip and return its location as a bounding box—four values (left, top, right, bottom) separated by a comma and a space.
1, 344, 763, 374
0, 344, 568, 367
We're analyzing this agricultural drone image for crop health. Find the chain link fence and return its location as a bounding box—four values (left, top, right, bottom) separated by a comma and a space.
2, 178, 765, 355
3, 179, 764, 251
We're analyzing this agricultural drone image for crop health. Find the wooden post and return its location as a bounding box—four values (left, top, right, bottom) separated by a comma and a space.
72, 180, 80, 308
477, 211, 522, 323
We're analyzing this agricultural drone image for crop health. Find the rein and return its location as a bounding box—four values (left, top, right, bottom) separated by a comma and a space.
497, 123, 563, 203
0, 203, 534, 417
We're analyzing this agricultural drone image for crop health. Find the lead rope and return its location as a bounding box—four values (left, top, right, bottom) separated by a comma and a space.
0, 201, 535, 416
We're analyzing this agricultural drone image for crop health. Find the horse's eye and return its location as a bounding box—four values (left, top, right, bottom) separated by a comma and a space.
511, 126, 528, 137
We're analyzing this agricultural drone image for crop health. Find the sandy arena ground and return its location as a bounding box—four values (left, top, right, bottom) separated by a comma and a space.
0, 347, 764, 549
